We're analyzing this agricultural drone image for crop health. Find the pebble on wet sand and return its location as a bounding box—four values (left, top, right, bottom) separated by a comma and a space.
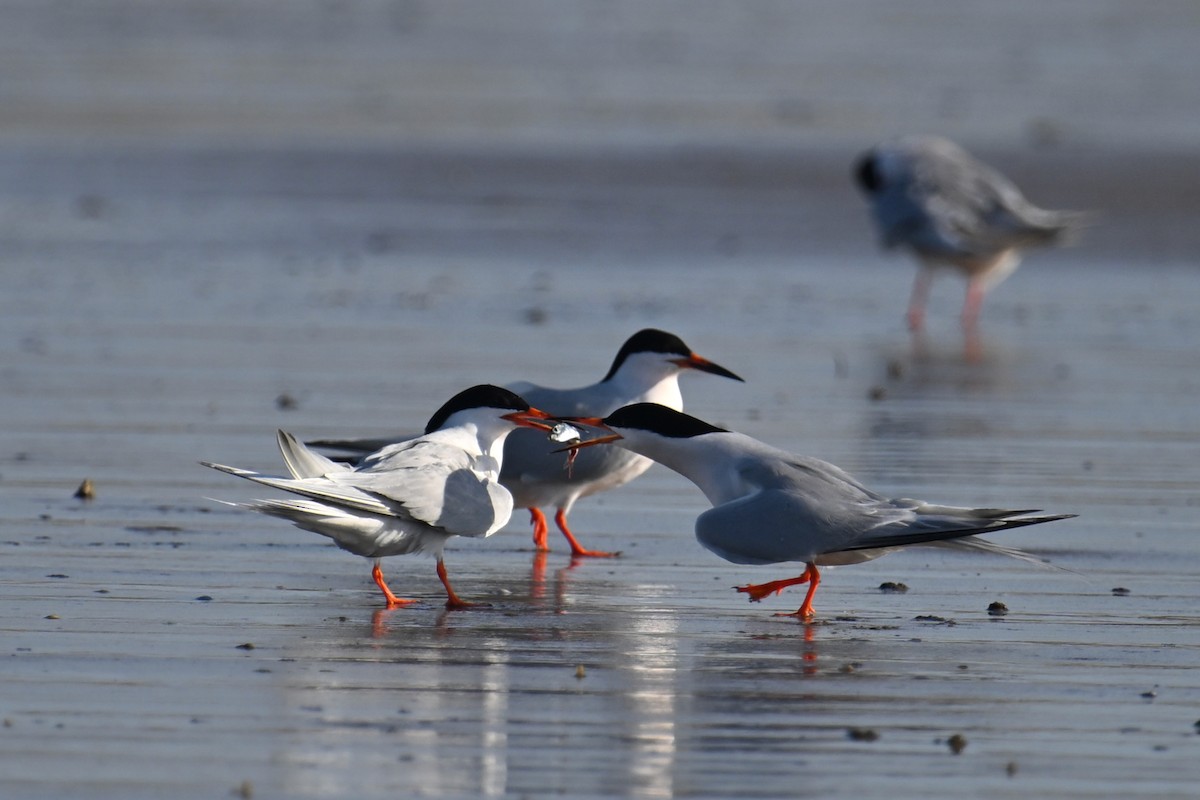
847, 728, 879, 742
987, 601, 1009, 616
879, 581, 908, 593
574, 665, 586, 680
947, 733, 968, 755
74, 479, 95, 500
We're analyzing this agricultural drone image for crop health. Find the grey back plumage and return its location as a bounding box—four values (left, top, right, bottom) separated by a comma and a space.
856, 135, 1084, 261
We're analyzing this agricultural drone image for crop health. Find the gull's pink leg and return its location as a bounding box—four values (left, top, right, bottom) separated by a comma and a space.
907, 269, 933, 331
961, 277, 987, 330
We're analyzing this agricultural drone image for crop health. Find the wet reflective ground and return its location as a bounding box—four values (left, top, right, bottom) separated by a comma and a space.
2, 142, 1199, 798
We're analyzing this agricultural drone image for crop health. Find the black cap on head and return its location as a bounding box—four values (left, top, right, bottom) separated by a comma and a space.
425, 384, 530, 434
603, 403, 728, 438
603, 329, 694, 381
854, 151, 881, 193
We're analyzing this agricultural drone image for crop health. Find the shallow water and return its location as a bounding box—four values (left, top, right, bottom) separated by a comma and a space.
4, 2, 1200, 795
2, 139, 1199, 800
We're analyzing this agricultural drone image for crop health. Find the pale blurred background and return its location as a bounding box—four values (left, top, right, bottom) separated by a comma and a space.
4, 0, 1199, 151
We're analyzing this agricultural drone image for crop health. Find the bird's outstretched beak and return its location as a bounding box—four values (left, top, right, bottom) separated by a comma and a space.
503, 407, 557, 431
546, 416, 624, 452
670, 353, 744, 382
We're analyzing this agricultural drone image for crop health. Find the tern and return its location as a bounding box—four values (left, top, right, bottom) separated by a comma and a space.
556, 403, 1074, 620
312, 329, 744, 558
502, 328, 743, 557
854, 135, 1084, 331
202, 385, 555, 609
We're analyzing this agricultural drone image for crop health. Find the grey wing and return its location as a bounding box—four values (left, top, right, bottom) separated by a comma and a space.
836, 501, 1075, 552
694, 453, 892, 564
350, 440, 510, 537
695, 488, 864, 565
693, 449, 1069, 565
695, 483, 1071, 567
910, 144, 1077, 256
308, 435, 413, 460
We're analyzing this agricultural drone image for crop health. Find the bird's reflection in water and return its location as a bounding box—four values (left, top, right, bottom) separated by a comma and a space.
283, 596, 913, 798
909, 323, 987, 363
528, 550, 586, 612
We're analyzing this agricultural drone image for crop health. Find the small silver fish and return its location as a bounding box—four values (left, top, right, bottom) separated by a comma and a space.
549, 422, 583, 444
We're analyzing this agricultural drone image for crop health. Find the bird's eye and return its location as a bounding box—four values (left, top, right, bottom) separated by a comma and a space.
855, 155, 882, 192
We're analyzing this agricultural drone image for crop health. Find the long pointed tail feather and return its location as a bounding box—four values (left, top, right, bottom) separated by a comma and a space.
847, 511, 1077, 553
276, 430, 351, 478
200, 460, 394, 518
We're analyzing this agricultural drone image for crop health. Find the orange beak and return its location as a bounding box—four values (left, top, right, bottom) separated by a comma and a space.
502, 407, 557, 431
547, 416, 624, 452
669, 353, 744, 382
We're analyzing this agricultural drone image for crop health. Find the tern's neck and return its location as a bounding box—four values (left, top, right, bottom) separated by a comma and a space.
607, 360, 684, 410
617, 430, 744, 506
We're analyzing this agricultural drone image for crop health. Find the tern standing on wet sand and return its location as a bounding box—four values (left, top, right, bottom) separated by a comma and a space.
556, 403, 1075, 620
314, 329, 744, 558
202, 385, 555, 609
854, 134, 1085, 331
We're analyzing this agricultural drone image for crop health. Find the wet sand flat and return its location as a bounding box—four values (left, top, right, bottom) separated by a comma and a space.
2, 143, 1199, 799
3, 2, 1200, 797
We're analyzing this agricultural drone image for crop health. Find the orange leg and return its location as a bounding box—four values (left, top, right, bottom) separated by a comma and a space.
735, 563, 821, 621
437, 558, 488, 610
555, 508, 619, 558
372, 561, 417, 609
530, 508, 551, 552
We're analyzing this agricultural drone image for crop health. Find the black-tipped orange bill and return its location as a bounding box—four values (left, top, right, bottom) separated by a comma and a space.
551, 432, 622, 453
503, 407, 556, 431
671, 354, 744, 382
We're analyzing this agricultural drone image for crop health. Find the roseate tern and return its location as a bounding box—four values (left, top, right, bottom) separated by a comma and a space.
312, 329, 744, 558
202, 385, 555, 609
854, 135, 1084, 331
556, 403, 1074, 620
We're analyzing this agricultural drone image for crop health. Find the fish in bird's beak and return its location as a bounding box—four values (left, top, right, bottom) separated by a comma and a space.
670, 353, 744, 382
547, 416, 625, 451
502, 407, 557, 430
542, 416, 623, 476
